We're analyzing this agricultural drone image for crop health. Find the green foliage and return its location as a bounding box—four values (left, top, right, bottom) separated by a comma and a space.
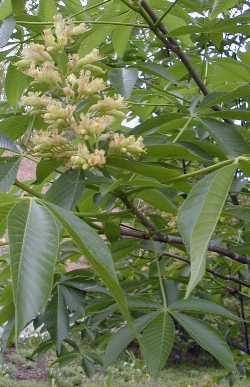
141, 312, 175, 378
177, 163, 236, 296
172, 312, 236, 371
0, 0, 249, 381
8, 199, 59, 335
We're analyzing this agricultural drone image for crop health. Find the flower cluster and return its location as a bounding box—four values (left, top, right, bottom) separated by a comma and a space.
18, 15, 145, 171
109, 134, 145, 157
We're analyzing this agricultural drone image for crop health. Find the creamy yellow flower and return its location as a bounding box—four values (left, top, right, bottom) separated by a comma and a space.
43, 102, 76, 129
88, 149, 106, 167
69, 49, 103, 71
54, 14, 71, 49
27, 62, 62, 86
66, 73, 78, 89
89, 96, 126, 113
48, 16, 87, 52
78, 70, 106, 96
69, 144, 90, 170
22, 92, 52, 109
32, 130, 71, 159
109, 133, 145, 157
74, 114, 113, 137
68, 54, 80, 70
71, 23, 88, 36
43, 29, 57, 52
16, 44, 53, 69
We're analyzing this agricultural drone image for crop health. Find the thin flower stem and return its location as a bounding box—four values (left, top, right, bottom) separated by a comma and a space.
16, 20, 148, 28
129, 101, 175, 106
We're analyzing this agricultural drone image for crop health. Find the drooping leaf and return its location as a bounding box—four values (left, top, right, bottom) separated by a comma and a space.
45, 169, 85, 210
42, 285, 69, 354
107, 157, 180, 183
132, 188, 177, 214
138, 63, 178, 84
5, 64, 30, 107
8, 199, 59, 335
109, 68, 138, 99
0, 192, 18, 236
132, 113, 186, 135
177, 163, 236, 297
225, 206, 250, 223
78, 1, 115, 56
0, 133, 19, 152
141, 312, 175, 378
146, 143, 203, 161
204, 110, 250, 121
43, 202, 131, 324
0, 115, 30, 140
201, 118, 250, 158
0, 18, 15, 47
104, 312, 159, 367
112, 11, 135, 58
35, 159, 61, 185
172, 312, 235, 371
169, 298, 240, 321
210, 0, 239, 18
38, 0, 57, 21
11, 0, 25, 16
0, 0, 12, 20
0, 157, 20, 192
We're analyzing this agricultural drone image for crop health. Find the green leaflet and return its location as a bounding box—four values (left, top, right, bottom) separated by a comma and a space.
109, 68, 138, 99
172, 312, 235, 371
132, 188, 177, 214
0, 0, 12, 20
43, 202, 132, 325
42, 285, 69, 354
5, 64, 30, 108
107, 157, 180, 183
78, 1, 115, 56
8, 199, 59, 335
0, 133, 19, 153
177, 163, 236, 297
45, 169, 85, 210
112, 11, 136, 58
201, 118, 250, 158
0, 18, 15, 48
141, 312, 175, 378
169, 297, 240, 321
0, 157, 20, 192
104, 312, 159, 367
38, 0, 57, 21
0, 115, 30, 140
0, 192, 18, 236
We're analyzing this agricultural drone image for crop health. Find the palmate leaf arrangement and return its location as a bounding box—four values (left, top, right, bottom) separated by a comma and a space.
0, 3, 250, 379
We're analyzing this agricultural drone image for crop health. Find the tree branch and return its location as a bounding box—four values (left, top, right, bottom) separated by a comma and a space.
120, 224, 250, 265
161, 251, 250, 289
133, 0, 232, 122
138, 0, 209, 95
